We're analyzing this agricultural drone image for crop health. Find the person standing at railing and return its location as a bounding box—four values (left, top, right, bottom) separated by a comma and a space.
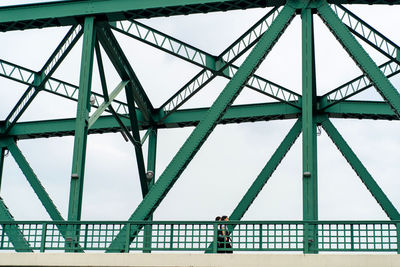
215, 216, 224, 253
221, 215, 233, 253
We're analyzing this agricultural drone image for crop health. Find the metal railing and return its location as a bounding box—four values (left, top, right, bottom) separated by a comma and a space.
0, 221, 398, 253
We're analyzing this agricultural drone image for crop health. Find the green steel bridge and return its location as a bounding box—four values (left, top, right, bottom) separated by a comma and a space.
0, 0, 399, 254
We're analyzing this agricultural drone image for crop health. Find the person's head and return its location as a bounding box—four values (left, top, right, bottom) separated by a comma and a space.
221, 215, 229, 221
215, 216, 221, 221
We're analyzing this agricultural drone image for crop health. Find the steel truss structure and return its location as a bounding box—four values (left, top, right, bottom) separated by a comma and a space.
0, 0, 399, 254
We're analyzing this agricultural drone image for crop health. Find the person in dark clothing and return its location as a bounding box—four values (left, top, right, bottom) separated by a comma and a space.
221, 215, 233, 253
215, 216, 224, 253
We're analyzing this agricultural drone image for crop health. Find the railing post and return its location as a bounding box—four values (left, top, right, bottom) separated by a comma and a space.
213, 222, 218, 253
350, 224, 354, 251
40, 223, 47, 252
143, 223, 151, 253
396, 222, 400, 254
303, 222, 309, 254
65, 223, 78, 252
169, 224, 174, 249
143, 222, 151, 252
83, 224, 88, 250
124, 223, 131, 253
259, 224, 263, 251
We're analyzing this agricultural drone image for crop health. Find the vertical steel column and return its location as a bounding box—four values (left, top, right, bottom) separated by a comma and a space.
144, 128, 157, 253
301, 8, 318, 254
68, 17, 96, 222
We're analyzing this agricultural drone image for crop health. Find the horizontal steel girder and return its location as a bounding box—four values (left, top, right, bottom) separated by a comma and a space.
1, 0, 400, 32
4, 100, 398, 140
7, 102, 299, 139
324, 100, 399, 120
0, 0, 277, 32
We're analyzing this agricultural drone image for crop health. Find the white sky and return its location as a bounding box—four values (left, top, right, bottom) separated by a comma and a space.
0, 1, 399, 223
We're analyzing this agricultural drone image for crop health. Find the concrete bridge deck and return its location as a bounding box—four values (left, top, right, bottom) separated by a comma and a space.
0, 253, 399, 267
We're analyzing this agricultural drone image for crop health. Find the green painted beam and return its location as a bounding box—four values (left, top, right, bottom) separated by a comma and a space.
0, 0, 399, 32
159, 69, 214, 117
301, 8, 318, 254
143, 129, 157, 253
7, 100, 398, 141
5, 100, 396, 141
106, 5, 296, 252
8, 115, 131, 140
94, 40, 110, 102
146, 129, 157, 183
321, 118, 400, 220
318, 3, 400, 118
326, 100, 398, 120
111, 19, 217, 71
8, 102, 300, 140
96, 24, 153, 121
140, 128, 152, 145
0, 0, 278, 32
124, 81, 150, 197
0, 197, 32, 252
68, 17, 96, 222
0, 59, 36, 87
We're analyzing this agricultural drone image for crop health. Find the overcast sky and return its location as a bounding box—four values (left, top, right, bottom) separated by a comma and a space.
0, 1, 399, 223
